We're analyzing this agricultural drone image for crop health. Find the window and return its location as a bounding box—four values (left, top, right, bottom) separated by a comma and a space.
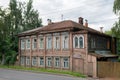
47, 57, 52, 67
75, 37, 78, 48
54, 37, 60, 49
26, 57, 30, 65
32, 57, 37, 66
47, 37, 52, 49
26, 39, 30, 49
79, 36, 84, 48
32, 38, 37, 49
21, 39, 25, 50
20, 56, 25, 65
62, 35, 69, 49
73, 35, 84, 48
63, 58, 69, 68
39, 37, 44, 49
55, 57, 60, 67
91, 38, 96, 48
40, 57, 44, 66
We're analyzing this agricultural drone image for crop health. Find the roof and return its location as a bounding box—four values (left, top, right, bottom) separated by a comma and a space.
89, 50, 118, 58
18, 20, 111, 37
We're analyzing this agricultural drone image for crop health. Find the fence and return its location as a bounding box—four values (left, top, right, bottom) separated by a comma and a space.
97, 61, 120, 78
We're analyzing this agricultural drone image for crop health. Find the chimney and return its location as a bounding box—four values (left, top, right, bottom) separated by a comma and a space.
100, 27, 103, 33
47, 19, 52, 25
85, 19, 88, 27
79, 17, 83, 25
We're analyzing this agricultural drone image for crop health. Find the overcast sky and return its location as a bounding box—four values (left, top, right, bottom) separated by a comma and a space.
0, 0, 118, 32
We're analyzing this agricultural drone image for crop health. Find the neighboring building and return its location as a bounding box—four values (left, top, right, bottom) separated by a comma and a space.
18, 17, 118, 77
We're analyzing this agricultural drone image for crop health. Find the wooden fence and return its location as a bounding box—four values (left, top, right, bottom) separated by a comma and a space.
97, 61, 120, 78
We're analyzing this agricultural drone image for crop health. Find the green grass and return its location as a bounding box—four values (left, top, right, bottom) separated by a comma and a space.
0, 65, 86, 78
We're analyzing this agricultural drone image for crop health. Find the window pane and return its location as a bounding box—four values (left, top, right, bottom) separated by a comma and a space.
21, 39, 25, 50
79, 37, 83, 48
26, 39, 30, 49
63, 58, 69, 68
47, 57, 52, 67
75, 37, 78, 48
32, 38, 37, 49
40, 57, 44, 65
55, 58, 60, 67
47, 37, 52, 49
40, 38, 43, 49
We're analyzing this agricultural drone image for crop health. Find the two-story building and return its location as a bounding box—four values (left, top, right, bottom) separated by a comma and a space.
18, 17, 117, 77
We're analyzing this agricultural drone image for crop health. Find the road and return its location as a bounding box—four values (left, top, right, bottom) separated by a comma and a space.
0, 68, 96, 80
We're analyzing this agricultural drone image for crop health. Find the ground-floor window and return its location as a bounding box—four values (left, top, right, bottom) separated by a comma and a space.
26, 57, 30, 65
32, 57, 37, 66
54, 57, 60, 67
46, 57, 52, 67
20, 56, 25, 65
39, 57, 44, 66
63, 58, 69, 68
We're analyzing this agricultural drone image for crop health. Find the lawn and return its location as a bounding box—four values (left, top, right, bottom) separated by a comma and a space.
0, 65, 86, 78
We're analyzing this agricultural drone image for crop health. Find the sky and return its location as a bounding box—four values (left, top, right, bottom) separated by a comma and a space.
0, 0, 118, 32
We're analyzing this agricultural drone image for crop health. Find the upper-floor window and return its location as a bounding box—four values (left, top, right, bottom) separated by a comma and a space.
26, 39, 30, 49
73, 35, 84, 48
47, 36, 52, 49
32, 38, 37, 49
79, 36, 84, 48
91, 38, 96, 48
54, 37, 60, 49
75, 37, 78, 48
21, 39, 25, 50
62, 35, 69, 49
39, 37, 44, 49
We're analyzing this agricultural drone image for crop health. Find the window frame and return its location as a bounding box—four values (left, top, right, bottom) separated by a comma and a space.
46, 57, 52, 67
63, 57, 69, 68
21, 39, 25, 50
32, 57, 37, 66
26, 39, 30, 49
79, 35, 84, 48
39, 57, 44, 66
26, 57, 30, 65
32, 38, 37, 49
46, 36, 52, 49
39, 37, 44, 49
54, 57, 60, 67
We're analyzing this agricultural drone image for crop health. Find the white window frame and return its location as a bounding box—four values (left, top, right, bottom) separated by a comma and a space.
32, 38, 37, 49
20, 56, 25, 65
26, 57, 30, 65
39, 37, 44, 49
46, 57, 52, 67
39, 57, 44, 66
62, 35, 69, 49
73, 35, 84, 48
26, 39, 30, 49
21, 39, 25, 50
54, 36, 60, 50
54, 57, 60, 67
63, 57, 69, 68
46, 36, 52, 49
32, 57, 37, 66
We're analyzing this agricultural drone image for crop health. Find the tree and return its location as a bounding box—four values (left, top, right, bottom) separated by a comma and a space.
112, 0, 120, 38
23, 0, 42, 31
0, 0, 42, 65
